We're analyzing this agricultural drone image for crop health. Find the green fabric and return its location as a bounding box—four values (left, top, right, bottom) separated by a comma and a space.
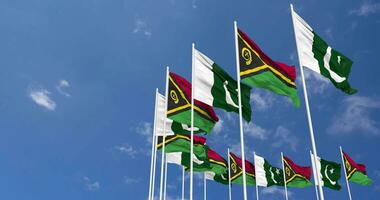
242, 71, 300, 107
170, 121, 204, 134
287, 177, 313, 188
211, 63, 252, 122
312, 32, 357, 94
169, 110, 215, 133
162, 140, 207, 161
320, 159, 341, 190
231, 174, 256, 186
349, 171, 373, 186
264, 160, 284, 186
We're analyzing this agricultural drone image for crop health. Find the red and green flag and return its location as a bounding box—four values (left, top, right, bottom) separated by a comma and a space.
237, 28, 300, 107
167, 72, 219, 133
343, 150, 373, 186
185, 148, 227, 175
229, 152, 255, 185
283, 156, 313, 188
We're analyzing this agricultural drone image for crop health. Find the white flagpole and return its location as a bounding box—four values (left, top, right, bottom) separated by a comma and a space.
190, 43, 195, 200
149, 89, 159, 200
163, 156, 168, 200
159, 67, 170, 200
182, 166, 185, 200
228, 148, 232, 200
281, 152, 289, 200
340, 146, 353, 200
151, 132, 158, 200
204, 173, 207, 200
233, 20, 248, 200
310, 151, 320, 200
253, 152, 259, 200
290, 4, 325, 200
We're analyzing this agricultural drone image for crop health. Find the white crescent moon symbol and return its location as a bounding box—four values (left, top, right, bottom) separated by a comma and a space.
324, 165, 336, 185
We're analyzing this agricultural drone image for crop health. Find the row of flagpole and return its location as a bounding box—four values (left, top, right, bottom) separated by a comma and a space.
147, 4, 357, 200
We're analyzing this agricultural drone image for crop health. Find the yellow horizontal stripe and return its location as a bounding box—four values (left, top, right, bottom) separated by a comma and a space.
238, 33, 295, 87
210, 159, 227, 168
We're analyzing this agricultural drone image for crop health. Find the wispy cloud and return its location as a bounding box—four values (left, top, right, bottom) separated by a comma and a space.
133, 19, 152, 37
261, 187, 293, 197
244, 122, 270, 140
124, 176, 141, 184
56, 79, 71, 97
191, 0, 198, 9
250, 91, 276, 111
350, 1, 380, 16
114, 143, 138, 158
324, 28, 333, 40
29, 88, 56, 111
303, 68, 331, 94
271, 126, 299, 152
83, 176, 100, 191
136, 122, 153, 143
213, 119, 224, 134
328, 96, 380, 135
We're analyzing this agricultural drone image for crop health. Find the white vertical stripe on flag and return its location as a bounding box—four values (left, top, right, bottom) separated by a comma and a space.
292, 9, 320, 74
193, 48, 215, 106
310, 153, 324, 186
254, 154, 268, 187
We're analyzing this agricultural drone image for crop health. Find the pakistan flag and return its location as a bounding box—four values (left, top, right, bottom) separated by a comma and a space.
193, 48, 252, 122
254, 154, 284, 187
292, 8, 357, 94
311, 154, 342, 190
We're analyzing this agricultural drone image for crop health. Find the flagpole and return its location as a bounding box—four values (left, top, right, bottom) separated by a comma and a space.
163, 156, 168, 200
204, 173, 207, 200
182, 166, 185, 200
233, 20, 248, 200
152, 131, 158, 200
340, 146, 353, 200
290, 4, 324, 200
190, 43, 195, 200
159, 67, 170, 200
253, 152, 259, 200
281, 152, 289, 200
309, 151, 320, 200
228, 148, 232, 200
148, 89, 159, 200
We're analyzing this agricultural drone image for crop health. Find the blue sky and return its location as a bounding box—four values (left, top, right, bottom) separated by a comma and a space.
0, 0, 379, 199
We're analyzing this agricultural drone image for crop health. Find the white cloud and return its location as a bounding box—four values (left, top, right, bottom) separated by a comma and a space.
133, 19, 152, 37
261, 187, 293, 197
271, 126, 298, 152
213, 119, 223, 134
350, 1, 380, 16
136, 122, 153, 143
83, 176, 100, 191
328, 96, 380, 135
244, 122, 269, 140
303, 68, 331, 94
250, 92, 275, 111
324, 28, 333, 40
29, 88, 56, 111
191, 0, 197, 9
115, 144, 138, 158
56, 79, 71, 97
124, 177, 141, 184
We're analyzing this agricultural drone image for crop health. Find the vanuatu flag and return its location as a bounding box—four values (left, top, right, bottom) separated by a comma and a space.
156, 134, 207, 159
229, 152, 255, 185
167, 72, 219, 133
283, 156, 312, 188
237, 28, 300, 107
343, 150, 373, 186
185, 148, 228, 175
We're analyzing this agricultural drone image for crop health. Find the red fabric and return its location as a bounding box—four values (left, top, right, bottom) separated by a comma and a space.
179, 134, 207, 145
238, 29, 297, 81
283, 156, 311, 180
343, 151, 367, 174
230, 152, 255, 175
208, 148, 227, 164
169, 72, 219, 122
